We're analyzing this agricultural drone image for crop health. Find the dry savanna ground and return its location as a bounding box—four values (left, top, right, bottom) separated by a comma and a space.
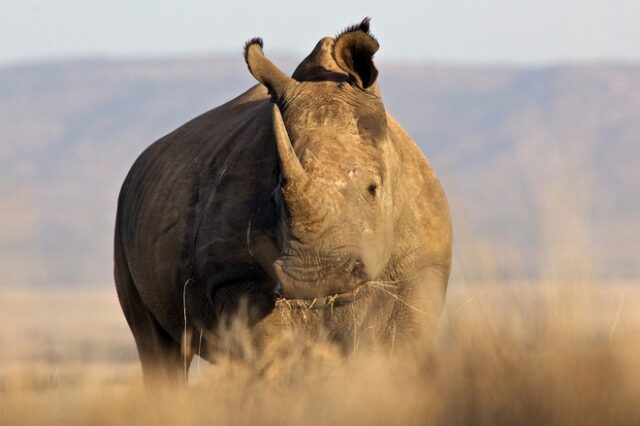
1, 281, 639, 425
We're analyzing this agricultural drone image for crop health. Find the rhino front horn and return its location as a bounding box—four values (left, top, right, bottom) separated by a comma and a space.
272, 104, 308, 187
271, 105, 327, 234
244, 38, 296, 100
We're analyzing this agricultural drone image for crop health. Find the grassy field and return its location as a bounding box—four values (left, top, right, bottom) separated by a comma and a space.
1, 281, 639, 425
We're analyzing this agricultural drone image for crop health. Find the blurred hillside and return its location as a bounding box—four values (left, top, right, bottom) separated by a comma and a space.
1, 58, 638, 286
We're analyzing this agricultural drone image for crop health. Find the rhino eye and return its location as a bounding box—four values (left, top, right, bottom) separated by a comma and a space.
367, 183, 377, 197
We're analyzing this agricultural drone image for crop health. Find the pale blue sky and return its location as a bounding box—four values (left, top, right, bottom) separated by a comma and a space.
2, 0, 639, 65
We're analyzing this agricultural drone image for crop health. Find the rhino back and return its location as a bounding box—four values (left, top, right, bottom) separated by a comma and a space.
116, 85, 279, 338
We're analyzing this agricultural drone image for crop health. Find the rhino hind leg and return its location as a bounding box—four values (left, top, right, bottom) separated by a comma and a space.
128, 295, 190, 386
115, 246, 191, 386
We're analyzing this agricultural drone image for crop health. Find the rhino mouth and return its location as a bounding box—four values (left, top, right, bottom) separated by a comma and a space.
273, 257, 369, 301
274, 282, 368, 310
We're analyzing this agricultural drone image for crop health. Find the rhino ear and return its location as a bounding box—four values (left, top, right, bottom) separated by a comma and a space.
333, 17, 380, 89
244, 38, 295, 100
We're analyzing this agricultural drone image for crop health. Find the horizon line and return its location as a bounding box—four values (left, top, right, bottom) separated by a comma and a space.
2, 51, 640, 72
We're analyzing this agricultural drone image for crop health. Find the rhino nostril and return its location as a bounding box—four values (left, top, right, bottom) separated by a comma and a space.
350, 260, 366, 282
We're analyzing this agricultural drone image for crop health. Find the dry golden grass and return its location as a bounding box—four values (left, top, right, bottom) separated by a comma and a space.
1, 282, 639, 425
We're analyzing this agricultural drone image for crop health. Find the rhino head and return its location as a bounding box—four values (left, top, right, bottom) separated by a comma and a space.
245, 18, 397, 300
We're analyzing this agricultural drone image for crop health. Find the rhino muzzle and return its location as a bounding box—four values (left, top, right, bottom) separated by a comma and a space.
273, 256, 369, 300
274, 260, 368, 300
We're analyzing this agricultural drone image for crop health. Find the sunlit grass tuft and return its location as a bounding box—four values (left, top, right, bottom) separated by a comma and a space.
1, 283, 639, 425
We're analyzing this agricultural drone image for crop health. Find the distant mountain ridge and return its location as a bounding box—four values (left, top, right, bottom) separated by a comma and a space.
1, 57, 638, 286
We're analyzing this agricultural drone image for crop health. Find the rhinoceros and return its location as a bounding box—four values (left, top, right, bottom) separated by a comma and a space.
114, 18, 452, 384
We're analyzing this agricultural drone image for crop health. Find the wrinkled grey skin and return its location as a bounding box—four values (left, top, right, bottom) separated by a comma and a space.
114, 19, 452, 385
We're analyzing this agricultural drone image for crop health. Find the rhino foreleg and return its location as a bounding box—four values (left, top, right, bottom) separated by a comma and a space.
213, 282, 276, 328
373, 267, 449, 347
